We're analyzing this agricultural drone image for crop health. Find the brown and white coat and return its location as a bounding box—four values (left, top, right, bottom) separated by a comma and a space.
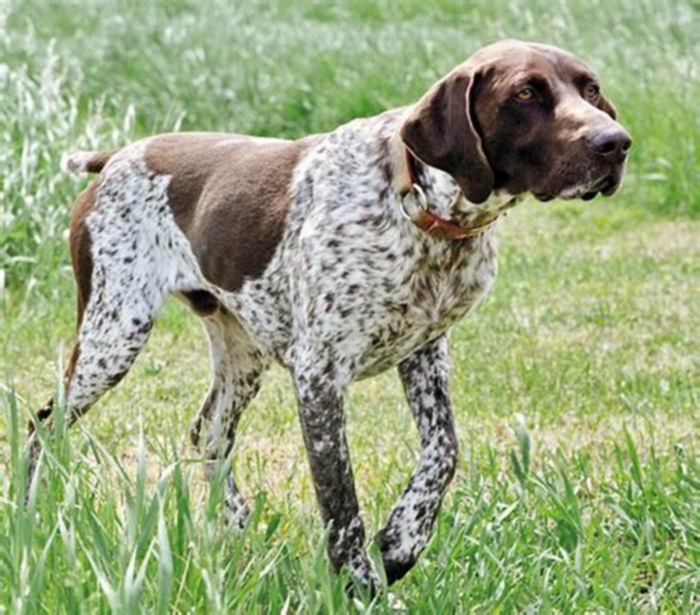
30, 40, 630, 592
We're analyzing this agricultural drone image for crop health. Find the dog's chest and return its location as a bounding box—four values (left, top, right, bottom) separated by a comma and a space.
222, 221, 497, 377
309, 228, 499, 378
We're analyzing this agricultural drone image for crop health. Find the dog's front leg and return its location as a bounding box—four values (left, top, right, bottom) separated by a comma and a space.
292, 357, 380, 594
376, 334, 459, 584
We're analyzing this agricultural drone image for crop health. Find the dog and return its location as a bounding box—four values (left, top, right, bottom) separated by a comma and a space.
29, 40, 630, 592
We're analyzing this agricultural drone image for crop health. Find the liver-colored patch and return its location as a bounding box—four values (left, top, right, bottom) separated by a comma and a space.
70, 180, 99, 326
144, 133, 320, 292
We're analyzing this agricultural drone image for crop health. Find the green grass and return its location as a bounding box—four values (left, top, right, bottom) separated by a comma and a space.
1, 0, 699, 611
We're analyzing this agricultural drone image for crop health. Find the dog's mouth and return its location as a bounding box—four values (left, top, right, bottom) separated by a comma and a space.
533, 171, 622, 203
580, 173, 619, 200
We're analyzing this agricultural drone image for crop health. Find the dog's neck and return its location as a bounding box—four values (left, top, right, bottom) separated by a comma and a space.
390, 130, 523, 232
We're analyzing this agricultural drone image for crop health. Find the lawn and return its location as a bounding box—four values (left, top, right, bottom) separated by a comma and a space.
1, 0, 698, 612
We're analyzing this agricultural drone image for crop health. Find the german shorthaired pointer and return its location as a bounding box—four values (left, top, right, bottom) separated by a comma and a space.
29, 40, 630, 592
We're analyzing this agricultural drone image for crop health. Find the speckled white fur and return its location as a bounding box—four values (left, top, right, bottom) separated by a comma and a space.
50, 111, 517, 593
68, 143, 203, 411
29, 37, 633, 597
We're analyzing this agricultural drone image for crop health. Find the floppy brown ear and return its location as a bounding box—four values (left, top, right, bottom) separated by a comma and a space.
400, 69, 494, 204
597, 92, 617, 120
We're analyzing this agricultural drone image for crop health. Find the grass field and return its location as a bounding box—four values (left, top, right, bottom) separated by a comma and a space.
1, 0, 698, 611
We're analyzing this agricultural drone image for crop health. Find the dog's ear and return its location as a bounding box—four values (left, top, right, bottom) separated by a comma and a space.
400, 69, 494, 204
597, 91, 617, 120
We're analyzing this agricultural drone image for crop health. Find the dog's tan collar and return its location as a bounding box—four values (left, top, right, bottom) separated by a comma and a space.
395, 146, 502, 241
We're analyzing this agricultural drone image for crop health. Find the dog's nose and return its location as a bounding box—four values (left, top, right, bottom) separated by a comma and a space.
590, 127, 632, 160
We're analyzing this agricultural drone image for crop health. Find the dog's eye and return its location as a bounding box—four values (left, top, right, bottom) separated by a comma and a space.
583, 83, 600, 101
515, 86, 537, 102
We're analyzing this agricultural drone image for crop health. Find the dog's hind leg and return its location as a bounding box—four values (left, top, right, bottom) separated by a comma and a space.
26, 258, 164, 490
375, 334, 459, 584
189, 309, 268, 529
26, 163, 184, 490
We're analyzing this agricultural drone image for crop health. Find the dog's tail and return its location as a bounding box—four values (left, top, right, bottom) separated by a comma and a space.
61, 150, 115, 174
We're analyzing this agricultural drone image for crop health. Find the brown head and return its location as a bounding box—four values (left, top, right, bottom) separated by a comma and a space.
401, 40, 631, 204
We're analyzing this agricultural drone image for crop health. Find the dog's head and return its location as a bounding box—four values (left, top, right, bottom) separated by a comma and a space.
401, 40, 631, 204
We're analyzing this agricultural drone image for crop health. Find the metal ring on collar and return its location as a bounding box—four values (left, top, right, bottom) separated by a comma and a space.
399, 183, 428, 221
